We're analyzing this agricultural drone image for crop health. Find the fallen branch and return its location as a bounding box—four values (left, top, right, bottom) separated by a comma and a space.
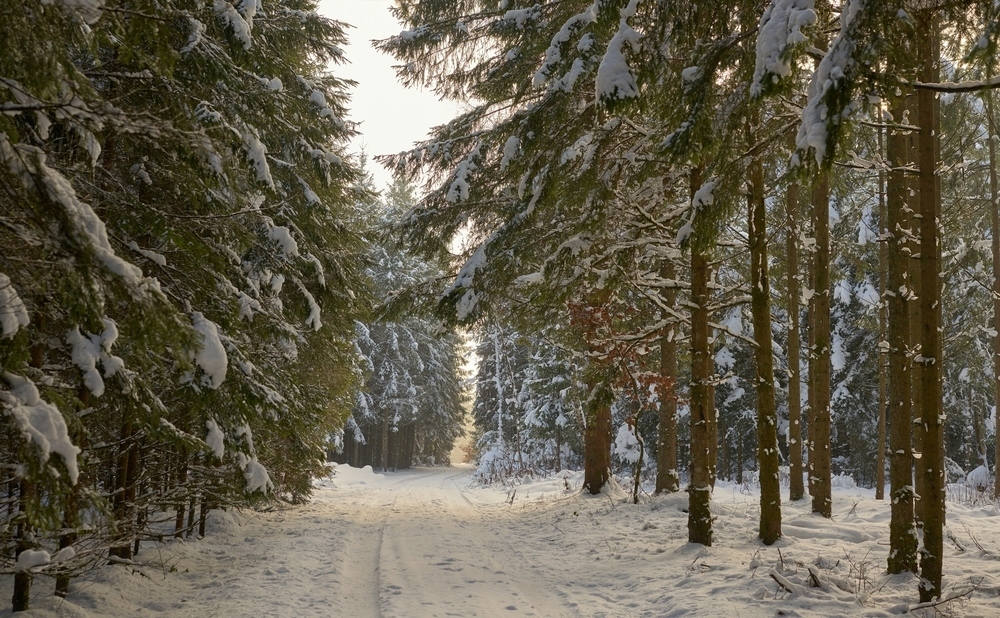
906, 581, 980, 614
769, 569, 803, 596
807, 565, 827, 591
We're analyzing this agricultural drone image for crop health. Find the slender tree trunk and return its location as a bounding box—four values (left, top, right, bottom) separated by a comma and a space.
12, 481, 33, 612
786, 158, 805, 502
887, 89, 918, 574
111, 415, 138, 560
555, 422, 563, 473
810, 171, 832, 518
633, 423, 645, 504
707, 307, 718, 489
916, 16, 943, 602
990, 88, 1000, 497
381, 410, 390, 472
877, 108, 887, 501
55, 387, 87, 597
656, 260, 680, 494
907, 88, 925, 527
688, 167, 713, 546
806, 250, 816, 500
748, 130, 781, 544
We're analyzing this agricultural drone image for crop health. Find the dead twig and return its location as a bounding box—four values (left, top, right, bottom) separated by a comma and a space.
906, 580, 980, 614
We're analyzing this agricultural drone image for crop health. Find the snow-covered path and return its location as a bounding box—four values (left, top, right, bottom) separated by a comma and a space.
372, 468, 571, 617
7, 465, 1000, 617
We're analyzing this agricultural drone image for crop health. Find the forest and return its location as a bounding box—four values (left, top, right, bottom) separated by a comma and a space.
3, 0, 1000, 612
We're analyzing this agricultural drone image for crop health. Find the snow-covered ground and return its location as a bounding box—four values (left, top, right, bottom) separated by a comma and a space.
4, 465, 1000, 617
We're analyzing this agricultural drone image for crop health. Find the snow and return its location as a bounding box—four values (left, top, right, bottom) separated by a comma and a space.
613, 423, 641, 463
241, 127, 274, 188
0, 273, 29, 338
267, 222, 300, 257
499, 135, 520, 171
180, 17, 205, 54
0, 137, 144, 287
595, 0, 642, 101
751, 0, 817, 97
502, 7, 540, 29
295, 278, 322, 331
205, 418, 225, 459
13, 550, 50, 572
677, 178, 717, 244
66, 319, 124, 397
446, 143, 481, 203
795, 0, 862, 166
243, 458, 273, 494
8, 466, 1000, 616
214, 0, 253, 50
190, 312, 228, 389
968, 465, 990, 491
126, 241, 166, 266
41, 0, 105, 24
532, 5, 598, 89
0, 373, 81, 484
308, 89, 344, 127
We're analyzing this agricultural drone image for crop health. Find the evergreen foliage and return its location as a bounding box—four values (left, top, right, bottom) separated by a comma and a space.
1, 0, 370, 604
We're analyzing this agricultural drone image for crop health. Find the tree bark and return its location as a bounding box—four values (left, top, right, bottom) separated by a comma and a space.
688, 167, 713, 546
916, 15, 943, 602
990, 87, 1000, 497
583, 387, 612, 494
810, 171, 832, 518
12, 481, 33, 612
906, 88, 925, 527
786, 140, 805, 502
656, 260, 680, 494
748, 125, 781, 545
886, 89, 918, 575
877, 108, 887, 501
110, 415, 139, 561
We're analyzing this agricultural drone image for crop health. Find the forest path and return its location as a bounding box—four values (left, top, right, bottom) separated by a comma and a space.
373, 467, 575, 617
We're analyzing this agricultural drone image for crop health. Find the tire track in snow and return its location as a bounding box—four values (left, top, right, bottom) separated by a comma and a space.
377, 468, 575, 617
337, 493, 396, 618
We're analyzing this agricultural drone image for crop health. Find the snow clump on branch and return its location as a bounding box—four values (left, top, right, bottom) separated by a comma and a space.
0, 273, 29, 338
1, 373, 81, 484
751, 0, 817, 98
190, 312, 228, 389
596, 0, 642, 102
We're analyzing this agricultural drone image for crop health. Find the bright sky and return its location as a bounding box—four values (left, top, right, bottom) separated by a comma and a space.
317, 0, 460, 190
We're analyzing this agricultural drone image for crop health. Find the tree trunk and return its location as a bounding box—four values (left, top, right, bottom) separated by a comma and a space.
583, 389, 612, 494
786, 153, 805, 502
810, 171, 832, 518
886, 89, 918, 575
907, 88, 925, 527
916, 16, 943, 602
56, 386, 88, 597
555, 422, 563, 473
877, 107, 887, 501
707, 312, 717, 489
381, 411, 390, 472
748, 122, 781, 544
688, 167, 713, 547
12, 481, 33, 612
110, 415, 138, 561
174, 458, 187, 539
656, 260, 680, 494
990, 87, 1000, 497
806, 250, 816, 500
632, 422, 645, 504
